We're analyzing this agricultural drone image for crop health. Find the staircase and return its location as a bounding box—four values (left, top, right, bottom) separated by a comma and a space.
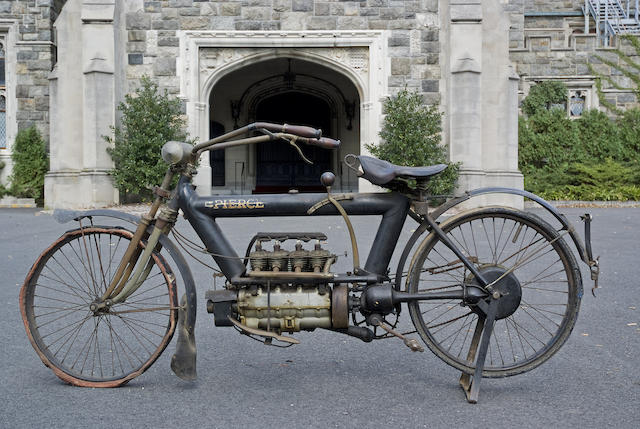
585, 0, 640, 45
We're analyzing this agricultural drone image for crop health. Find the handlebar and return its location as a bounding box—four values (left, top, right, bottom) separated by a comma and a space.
252, 122, 322, 139
191, 122, 340, 158
296, 136, 341, 150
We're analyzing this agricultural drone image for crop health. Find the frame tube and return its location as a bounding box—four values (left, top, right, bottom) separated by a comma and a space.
176, 177, 410, 279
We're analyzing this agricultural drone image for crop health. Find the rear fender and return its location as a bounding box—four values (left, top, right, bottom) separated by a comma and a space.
394, 188, 598, 292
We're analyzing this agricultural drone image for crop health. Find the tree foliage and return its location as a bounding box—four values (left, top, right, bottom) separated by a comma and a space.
106, 76, 190, 200
521, 81, 568, 117
9, 126, 48, 205
366, 88, 459, 197
519, 82, 640, 200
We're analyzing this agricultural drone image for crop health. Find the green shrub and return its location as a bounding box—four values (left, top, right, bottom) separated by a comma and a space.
617, 108, 640, 162
524, 159, 640, 201
0, 161, 6, 198
519, 85, 640, 201
573, 109, 622, 162
106, 76, 190, 200
366, 88, 459, 197
518, 109, 578, 171
521, 81, 568, 117
9, 126, 48, 205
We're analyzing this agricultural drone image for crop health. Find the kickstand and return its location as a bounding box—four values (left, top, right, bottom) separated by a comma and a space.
459, 298, 498, 404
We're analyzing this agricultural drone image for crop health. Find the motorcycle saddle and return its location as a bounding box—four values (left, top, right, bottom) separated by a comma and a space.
356, 155, 447, 186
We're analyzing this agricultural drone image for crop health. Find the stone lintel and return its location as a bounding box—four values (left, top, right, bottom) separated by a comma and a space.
15, 40, 55, 46
81, 0, 115, 23
450, 1, 482, 23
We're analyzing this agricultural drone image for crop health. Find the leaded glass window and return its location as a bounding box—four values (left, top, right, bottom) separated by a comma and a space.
569, 90, 586, 117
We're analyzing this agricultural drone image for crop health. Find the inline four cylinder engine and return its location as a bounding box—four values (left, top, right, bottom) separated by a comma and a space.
206, 233, 340, 333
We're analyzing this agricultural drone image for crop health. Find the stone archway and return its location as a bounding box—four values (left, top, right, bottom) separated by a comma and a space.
177, 31, 388, 196
206, 56, 361, 194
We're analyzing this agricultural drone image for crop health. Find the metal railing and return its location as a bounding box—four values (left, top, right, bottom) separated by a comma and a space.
585, 0, 640, 45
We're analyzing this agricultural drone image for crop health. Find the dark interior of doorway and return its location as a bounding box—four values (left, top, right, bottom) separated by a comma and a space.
255, 92, 332, 193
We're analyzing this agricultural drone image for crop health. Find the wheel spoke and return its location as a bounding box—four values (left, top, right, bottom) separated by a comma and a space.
21, 228, 176, 386
407, 209, 579, 377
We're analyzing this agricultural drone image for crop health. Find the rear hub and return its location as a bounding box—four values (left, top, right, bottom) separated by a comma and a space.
469, 266, 522, 320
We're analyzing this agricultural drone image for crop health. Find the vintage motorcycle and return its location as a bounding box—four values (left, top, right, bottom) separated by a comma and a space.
19, 122, 599, 403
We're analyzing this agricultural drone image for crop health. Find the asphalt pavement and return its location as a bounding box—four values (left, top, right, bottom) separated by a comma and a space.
0, 206, 638, 428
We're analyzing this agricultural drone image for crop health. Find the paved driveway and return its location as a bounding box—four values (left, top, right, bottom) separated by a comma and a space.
0, 206, 637, 428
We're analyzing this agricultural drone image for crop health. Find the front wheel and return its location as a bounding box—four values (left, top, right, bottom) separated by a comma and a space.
20, 226, 178, 387
407, 207, 582, 378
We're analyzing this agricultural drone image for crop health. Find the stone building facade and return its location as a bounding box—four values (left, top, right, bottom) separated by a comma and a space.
508, 0, 639, 114
0, 0, 637, 208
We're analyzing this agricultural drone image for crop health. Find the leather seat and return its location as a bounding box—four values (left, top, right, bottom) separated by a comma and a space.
357, 155, 447, 186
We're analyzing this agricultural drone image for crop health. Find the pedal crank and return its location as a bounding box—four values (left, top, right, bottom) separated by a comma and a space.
369, 314, 424, 352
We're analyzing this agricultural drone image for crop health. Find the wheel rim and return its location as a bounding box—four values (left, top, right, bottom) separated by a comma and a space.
408, 209, 580, 377
21, 227, 177, 385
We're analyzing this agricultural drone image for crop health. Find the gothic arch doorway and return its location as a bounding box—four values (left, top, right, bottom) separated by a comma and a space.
207, 56, 361, 194
254, 91, 331, 193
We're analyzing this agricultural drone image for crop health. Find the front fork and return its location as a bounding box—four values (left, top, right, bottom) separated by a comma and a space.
92, 170, 177, 310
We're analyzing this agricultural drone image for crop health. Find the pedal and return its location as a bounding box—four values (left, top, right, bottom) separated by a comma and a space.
227, 316, 300, 345
371, 315, 424, 353
403, 337, 424, 353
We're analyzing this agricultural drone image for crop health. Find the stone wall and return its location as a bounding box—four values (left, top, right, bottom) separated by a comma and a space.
510, 12, 640, 111
0, 0, 64, 141
123, 0, 441, 102
524, 0, 582, 12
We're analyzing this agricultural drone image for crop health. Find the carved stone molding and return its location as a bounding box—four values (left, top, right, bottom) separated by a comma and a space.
177, 30, 387, 102
176, 31, 389, 195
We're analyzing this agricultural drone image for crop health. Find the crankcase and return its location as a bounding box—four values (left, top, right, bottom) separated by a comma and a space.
237, 284, 331, 332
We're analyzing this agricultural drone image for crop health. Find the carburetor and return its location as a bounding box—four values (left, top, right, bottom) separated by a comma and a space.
206, 232, 340, 334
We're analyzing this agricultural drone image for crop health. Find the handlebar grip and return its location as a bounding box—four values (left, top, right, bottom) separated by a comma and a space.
299, 136, 341, 150
282, 124, 322, 139
252, 122, 322, 139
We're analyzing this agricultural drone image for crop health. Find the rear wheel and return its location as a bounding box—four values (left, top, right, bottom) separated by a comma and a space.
20, 226, 178, 387
407, 207, 581, 377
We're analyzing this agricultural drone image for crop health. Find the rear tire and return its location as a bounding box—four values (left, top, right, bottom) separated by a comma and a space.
407, 207, 581, 377
20, 226, 178, 387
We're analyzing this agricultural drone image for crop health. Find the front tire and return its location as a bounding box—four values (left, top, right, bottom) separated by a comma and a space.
20, 226, 178, 387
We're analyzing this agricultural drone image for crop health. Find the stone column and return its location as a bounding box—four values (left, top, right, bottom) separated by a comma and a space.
45, 0, 86, 208
192, 101, 212, 196
443, 0, 523, 208
44, 0, 119, 208
450, 55, 483, 193
480, 2, 523, 207
80, 1, 118, 206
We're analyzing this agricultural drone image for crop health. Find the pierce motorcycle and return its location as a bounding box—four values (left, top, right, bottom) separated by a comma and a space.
19, 122, 599, 403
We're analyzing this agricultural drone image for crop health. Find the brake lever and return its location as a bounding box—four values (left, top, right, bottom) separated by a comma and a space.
258, 128, 314, 165
286, 136, 314, 165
